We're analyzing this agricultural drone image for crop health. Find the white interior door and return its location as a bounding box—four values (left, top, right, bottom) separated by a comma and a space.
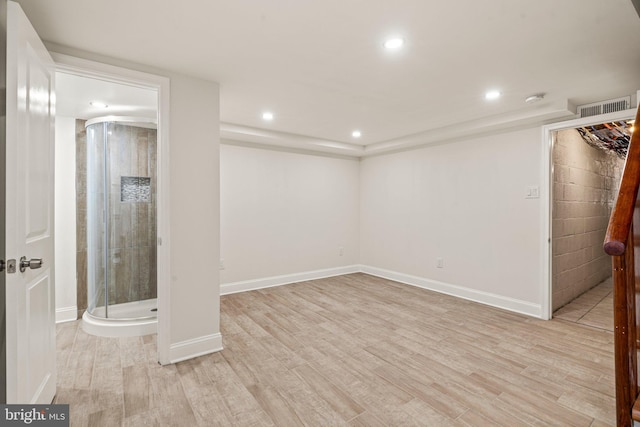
5, 1, 56, 404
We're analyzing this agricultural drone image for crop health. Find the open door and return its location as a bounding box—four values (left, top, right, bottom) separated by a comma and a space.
5, 1, 56, 403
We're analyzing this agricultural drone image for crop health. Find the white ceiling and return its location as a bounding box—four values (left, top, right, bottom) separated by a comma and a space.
56, 72, 157, 120
16, 0, 640, 154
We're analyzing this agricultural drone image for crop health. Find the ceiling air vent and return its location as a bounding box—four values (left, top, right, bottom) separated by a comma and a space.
577, 96, 631, 118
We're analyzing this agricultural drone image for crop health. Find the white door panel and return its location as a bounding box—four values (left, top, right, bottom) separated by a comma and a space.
24, 43, 52, 242
5, 1, 56, 404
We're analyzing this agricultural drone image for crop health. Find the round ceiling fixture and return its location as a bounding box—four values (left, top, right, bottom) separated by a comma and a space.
262, 112, 274, 121
89, 101, 108, 108
352, 130, 362, 138
525, 93, 545, 103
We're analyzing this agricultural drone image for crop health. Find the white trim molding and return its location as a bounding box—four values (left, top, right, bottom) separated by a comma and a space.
221, 99, 576, 158
221, 123, 364, 157
55, 306, 77, 324
360, 265, 543, 318
169, 333, 223, 364
221, 265, 361, 295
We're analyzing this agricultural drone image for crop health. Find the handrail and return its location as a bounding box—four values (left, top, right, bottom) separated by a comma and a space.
603, 104, 640, 426
604, 106, 640, 256
611, 227, 637, 427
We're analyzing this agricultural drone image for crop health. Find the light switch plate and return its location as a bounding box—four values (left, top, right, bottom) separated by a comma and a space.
526, 186, 540, 199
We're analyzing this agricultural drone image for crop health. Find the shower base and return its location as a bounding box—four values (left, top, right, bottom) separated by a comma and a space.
82, 298, 157, 338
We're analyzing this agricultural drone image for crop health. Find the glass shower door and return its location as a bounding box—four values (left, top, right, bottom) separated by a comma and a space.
86, 122, 108, 317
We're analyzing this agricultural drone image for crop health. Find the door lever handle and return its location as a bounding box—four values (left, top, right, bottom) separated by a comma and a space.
19, 256, 43, 273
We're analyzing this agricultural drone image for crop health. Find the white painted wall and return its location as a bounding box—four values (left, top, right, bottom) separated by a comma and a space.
360, 127, 544, 314
168, 75, 220, 349
220, 143, 360, 287
219, 129, 545, 316
54, 116, 77, 322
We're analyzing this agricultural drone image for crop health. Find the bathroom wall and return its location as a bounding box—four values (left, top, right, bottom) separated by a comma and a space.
77, 120, 157, 316
54, 116, 77, 322
552, 128, 624, 310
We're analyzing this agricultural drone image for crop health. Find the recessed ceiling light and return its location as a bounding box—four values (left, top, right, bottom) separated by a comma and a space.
383, 38, 404, 49
90, 101, 108, 108
352, 130, 362, 138
262, 112, 274, 121
485, 90, 501, 101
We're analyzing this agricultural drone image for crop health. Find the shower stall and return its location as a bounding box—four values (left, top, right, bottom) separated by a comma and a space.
81, 116, 158, 337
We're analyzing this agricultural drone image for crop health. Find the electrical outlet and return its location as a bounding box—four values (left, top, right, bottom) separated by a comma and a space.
219, 258, 225, 270
436, 257, 444, 268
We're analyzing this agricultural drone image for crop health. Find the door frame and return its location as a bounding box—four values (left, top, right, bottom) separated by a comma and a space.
52, 53, 172, 364
541, 108, 637, 320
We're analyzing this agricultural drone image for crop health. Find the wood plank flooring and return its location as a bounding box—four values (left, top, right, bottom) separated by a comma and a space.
55, 273, 616, 426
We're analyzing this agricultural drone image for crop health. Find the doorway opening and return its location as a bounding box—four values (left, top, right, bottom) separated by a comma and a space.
52, 53, 171, 363
56, 73, 159, 338
543, 109, 636, 324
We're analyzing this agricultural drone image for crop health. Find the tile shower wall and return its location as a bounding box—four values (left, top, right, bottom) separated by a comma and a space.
76, 120, 157, 315
552, 128, 624, 311
108, 123, 157, 306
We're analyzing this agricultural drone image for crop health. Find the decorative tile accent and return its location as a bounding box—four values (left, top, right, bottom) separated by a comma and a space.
121, 176, 151, 203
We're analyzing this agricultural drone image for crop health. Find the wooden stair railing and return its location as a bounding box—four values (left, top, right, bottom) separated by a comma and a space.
604, 105, 640, 427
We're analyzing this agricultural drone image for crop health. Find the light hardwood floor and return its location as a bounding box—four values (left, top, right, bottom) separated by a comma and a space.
55, 273, 616, 426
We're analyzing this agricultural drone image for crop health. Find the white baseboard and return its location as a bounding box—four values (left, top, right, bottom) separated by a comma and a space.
220, 265, 361, 295
360, 265, 542, 318
169, 333, 223, 364
56, 306, 78, 324
220, 264, 542, 318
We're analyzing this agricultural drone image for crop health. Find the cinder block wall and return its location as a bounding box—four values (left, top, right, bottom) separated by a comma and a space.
552, 129, 624, 310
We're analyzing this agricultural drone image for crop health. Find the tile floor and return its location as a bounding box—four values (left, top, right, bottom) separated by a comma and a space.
553, 277, 613, 332
55, 273, 618, 426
